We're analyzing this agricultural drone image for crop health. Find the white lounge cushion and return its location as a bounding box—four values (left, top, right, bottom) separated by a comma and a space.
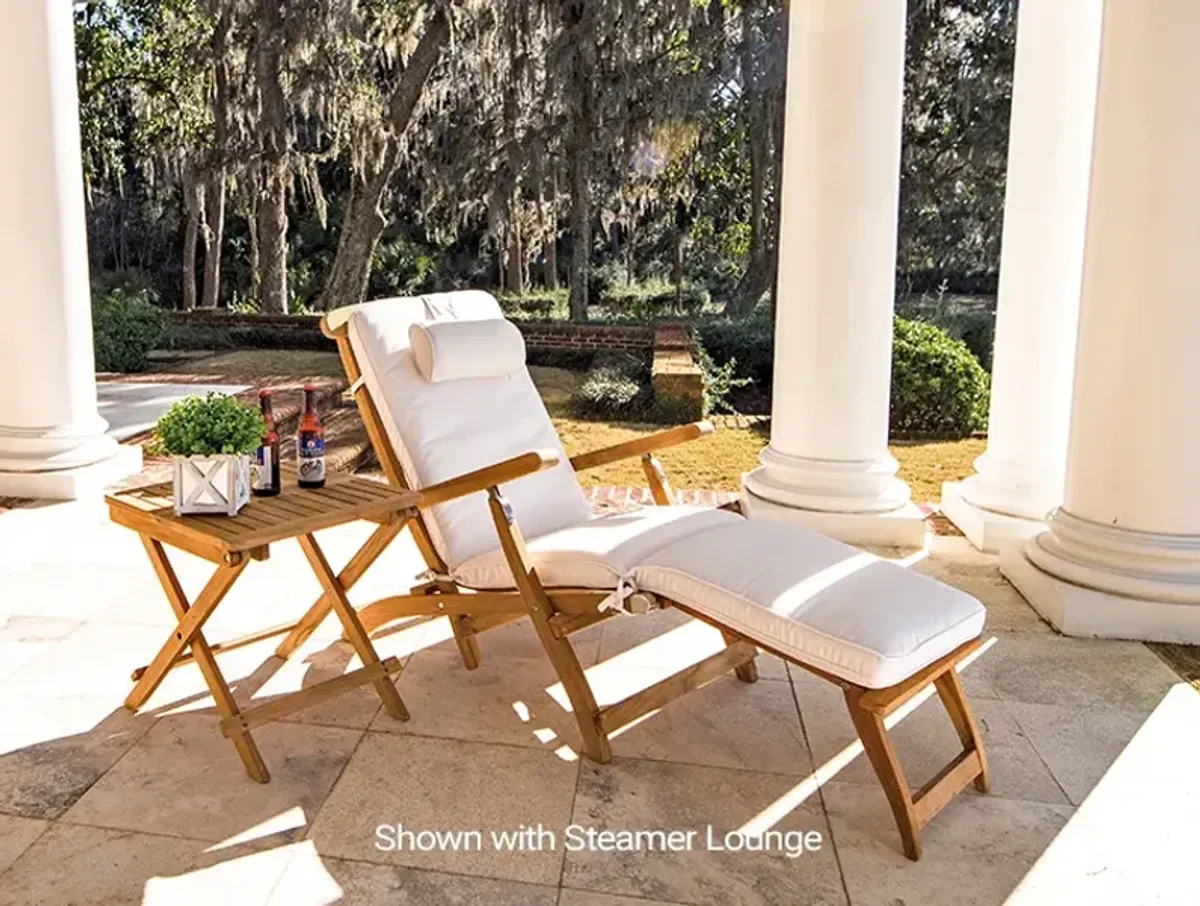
453, 505, 742, 590
408, 318, 526, 383
348, 292, 591, 568
631, 520, 986, 689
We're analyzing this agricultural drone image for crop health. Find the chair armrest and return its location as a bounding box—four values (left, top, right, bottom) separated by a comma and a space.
569, 421, 714, 473
415, 449, 561, 508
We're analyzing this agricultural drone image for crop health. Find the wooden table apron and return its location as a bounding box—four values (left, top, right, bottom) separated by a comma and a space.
106, 471, 419, 783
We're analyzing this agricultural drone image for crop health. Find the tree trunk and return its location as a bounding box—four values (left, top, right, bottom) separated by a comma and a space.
545, 235, 558, 290
200, 173, 225, 308
730, 9, 772, 316
567, 148, 590, 321
257, 168, 288, 313
202, 3, 232, 310
181, 175, 202, 311
256, 0, 289, 314
505, 218, 524, 295
319, 10, 451, 311
321, 171, 389, 310
247, 197, 261, 304
543, 171, 559, 289
565, 0, 597, 322
672, 231, 685, 315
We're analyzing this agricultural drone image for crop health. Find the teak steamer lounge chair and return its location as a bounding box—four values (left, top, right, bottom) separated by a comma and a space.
302, 291, 990, 861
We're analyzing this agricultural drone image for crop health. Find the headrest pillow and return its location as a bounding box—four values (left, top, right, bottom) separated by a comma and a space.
408, 318, 527, 383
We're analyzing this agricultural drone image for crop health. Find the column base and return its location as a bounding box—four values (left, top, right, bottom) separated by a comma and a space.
741, 486, 928, 549
0, 444, 142, 500
940, 481, 1046, 554
1001, 544, 1200, 643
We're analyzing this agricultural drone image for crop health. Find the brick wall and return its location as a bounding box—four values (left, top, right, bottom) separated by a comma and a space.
168, 310, 656, 352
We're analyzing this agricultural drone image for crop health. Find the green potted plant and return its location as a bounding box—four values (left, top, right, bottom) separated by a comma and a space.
152, 393, 266, 516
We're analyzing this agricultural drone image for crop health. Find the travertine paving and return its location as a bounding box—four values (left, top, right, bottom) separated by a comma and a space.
0, 498, 1195, 905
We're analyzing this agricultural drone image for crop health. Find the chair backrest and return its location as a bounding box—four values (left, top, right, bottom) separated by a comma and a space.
339, 291, 591, 568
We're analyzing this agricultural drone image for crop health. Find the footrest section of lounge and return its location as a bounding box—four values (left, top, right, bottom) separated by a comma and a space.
629, 518, 991, 860
631, 519, 986, 689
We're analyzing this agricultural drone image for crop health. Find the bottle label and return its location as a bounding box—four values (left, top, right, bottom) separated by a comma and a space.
251, 445, 274, 490
297, 434, 326, 484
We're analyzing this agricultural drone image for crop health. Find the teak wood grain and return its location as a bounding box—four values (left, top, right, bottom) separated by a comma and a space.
107, 467, 417, 782
107, 468, 419, 559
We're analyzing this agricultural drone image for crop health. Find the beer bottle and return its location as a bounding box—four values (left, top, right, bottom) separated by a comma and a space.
252, 389, 281, 497
297, 384, 326, 489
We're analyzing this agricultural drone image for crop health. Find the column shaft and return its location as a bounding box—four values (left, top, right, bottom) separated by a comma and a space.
0, 1, 138, 497
942, 0, 1103, 551
742, 0, 918, 544
1005, 0, 1200, 639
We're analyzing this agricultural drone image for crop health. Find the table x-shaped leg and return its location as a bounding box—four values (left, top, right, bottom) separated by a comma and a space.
274, 517, 407, 659
127, 537, 270, 782
296, 533, 410, 721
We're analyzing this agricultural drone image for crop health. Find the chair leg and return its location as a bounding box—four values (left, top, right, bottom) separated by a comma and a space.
530, 609, 612, 763
935, 669, 990, 793
486, 487, 612, 764
844, 688, 922, 861
722, 630, 759, 683
449, 614, 482, 670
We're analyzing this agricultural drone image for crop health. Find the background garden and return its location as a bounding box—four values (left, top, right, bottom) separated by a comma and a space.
82, 0, 1015, 490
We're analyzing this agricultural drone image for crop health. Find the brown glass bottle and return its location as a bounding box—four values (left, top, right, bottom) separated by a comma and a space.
296, 384, 326, 489
252, 390, 281, 496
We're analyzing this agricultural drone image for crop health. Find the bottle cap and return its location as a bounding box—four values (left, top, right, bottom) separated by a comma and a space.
258, 388, 272, 398
303, 383, 317, 392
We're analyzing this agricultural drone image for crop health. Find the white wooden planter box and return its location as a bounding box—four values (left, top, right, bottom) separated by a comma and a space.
173, 454, 251, 516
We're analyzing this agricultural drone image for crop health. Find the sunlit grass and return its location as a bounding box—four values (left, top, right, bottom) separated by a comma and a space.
556, 416, 985, 505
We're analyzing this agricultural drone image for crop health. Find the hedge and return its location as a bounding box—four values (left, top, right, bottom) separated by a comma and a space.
890, 317, 990, 438
92, 288, 168, 372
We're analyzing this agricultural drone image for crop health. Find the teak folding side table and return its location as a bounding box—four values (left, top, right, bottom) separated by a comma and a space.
106, 469, 420, 782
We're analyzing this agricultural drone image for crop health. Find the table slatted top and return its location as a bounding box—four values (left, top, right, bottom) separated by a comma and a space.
107, 468, 419, 556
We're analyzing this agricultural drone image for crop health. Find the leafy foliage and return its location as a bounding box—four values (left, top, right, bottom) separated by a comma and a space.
890, 318, 990, 438
92, 288, 168, 372
899, 0, 1016, 293
570, 352, 652, 419
694, 313, 774, 390
77, 1, 1016, 324
600, 281, 710, 319
693, 338, 750, 416
152, 393, 266, 456
897, 287, 996, 370
496, 289, 570, 320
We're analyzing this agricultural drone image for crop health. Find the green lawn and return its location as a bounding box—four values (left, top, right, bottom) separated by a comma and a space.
156, 353, 984, 504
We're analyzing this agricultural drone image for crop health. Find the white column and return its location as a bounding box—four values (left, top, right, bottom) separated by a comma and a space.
0, 0, 140, 498
941, 0, 1103, 553
1003, 0, 1200, 642
741, 0, 924, 547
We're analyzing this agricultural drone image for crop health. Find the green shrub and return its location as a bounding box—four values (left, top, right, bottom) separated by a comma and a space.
694, 314, 773, 389
587, 260, 628, 303
526, 347, 595, 370
896, 290, 996, 370
92, 288, 168, 373
890, 317, 990, 438
369, 236, 436, 298
496, 289, 568, 320
151, 393, 265, 457
601, 280, 710, 318
693, 338, 750, 416
91, 268, 159, 299
570, 352, 652, 420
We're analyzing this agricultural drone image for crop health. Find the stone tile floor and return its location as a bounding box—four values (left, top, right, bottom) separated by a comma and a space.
0, 498, 1196, 905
